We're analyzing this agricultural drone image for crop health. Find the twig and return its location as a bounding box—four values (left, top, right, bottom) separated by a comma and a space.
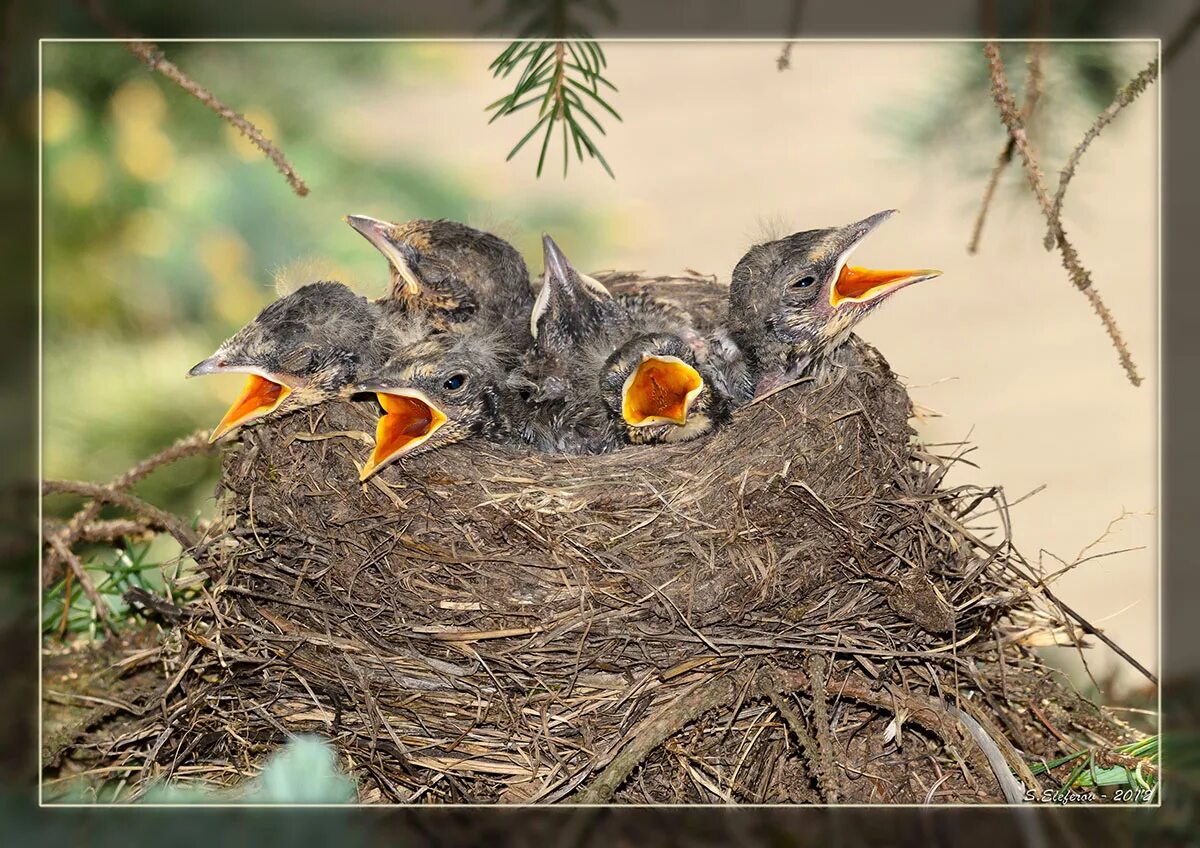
47, 534, 115, 634
43, 480, 198, 550
572, 674, 739, 803
1163, 4, 1200, 66
776, 0, 805, 70
43, 429, 212, 585
983, 42, 1141, 387
805, 653, 841, 802
125, 41, 309, 197
1043, 59, 1159, 250
759, 668, 834, 800
968, 42, 1043, 254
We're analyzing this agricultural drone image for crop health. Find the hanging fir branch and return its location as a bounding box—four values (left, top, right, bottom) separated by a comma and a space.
487, 39, 621, 179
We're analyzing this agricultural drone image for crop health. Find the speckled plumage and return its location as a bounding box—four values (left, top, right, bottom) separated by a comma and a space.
346, 215, 533, 337
501, 236, 723, 454
725, 210, 940, 399
355, 319, 527, 466
191, 281, 386, 402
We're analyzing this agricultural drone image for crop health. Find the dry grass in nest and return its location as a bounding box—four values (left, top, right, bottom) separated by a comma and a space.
44, 274, 1143, 804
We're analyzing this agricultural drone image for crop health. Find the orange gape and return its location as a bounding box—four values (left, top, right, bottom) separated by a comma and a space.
625, 359, 703, 426
363, 392, 449, 480
212, 374, 291, 440
374, 395, 438, 459
832, 265, 927, 306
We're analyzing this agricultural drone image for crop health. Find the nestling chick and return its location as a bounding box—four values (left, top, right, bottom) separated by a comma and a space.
344, 215, 533, 333
599, 332, 732, 445
725, 209, 942, 399
503, 235, 726, 454
353, 323, 522, 480
188, 281, 397, 442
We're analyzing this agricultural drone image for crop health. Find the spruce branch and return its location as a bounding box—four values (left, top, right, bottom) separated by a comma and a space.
488, 38, 621, 179
982, 42, 1141, 387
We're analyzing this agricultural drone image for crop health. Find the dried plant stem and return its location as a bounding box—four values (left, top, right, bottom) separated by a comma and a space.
572, 674, 740, 804
43, 480, 199, 550
968, 41, 1043, 255
43, 429, 212, 585
983, 42, 1141, 387
776, 0, 805, 70
125, 41, 309, 197
1043, 59, 1159, 249
47, 533, 114, 633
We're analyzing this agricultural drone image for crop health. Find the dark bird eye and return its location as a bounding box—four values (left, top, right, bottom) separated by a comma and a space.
443, 373, 467, 391
793, 276, 816, 289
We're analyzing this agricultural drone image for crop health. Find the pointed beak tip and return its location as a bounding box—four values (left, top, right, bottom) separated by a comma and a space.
187, 359, 218, 379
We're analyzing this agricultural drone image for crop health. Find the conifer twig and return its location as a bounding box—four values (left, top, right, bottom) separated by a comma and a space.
125, 41, 309, 197
968, 42, 1043, 255
1043, 59, 1159, 249
776, 0, 805, 70
982, 42, 1141, 387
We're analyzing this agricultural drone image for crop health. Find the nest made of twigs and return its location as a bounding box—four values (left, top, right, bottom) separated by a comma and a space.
48, 273, 1139, 804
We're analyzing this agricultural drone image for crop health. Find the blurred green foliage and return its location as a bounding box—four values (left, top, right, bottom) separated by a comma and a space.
42, 43, 606, 525
48, 734, 357, 804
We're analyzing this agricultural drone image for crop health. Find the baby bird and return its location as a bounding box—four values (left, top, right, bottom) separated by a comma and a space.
503, 235, 728, 454
600, 332, 732, 446
188, 282, 395, 442
353, 322, 522, 480
344, 215, 533, 333
188, 281, 439, 442
724, 209, 942, 400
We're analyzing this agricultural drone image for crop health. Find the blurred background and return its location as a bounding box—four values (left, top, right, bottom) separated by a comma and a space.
41, 40, 1157, 695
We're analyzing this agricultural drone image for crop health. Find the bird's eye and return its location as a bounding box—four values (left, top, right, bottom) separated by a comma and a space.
443, 373, 467, 391
792, 276, 816, 289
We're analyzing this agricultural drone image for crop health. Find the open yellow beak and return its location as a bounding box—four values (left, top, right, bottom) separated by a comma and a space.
830, 265, 942, 308
209, 374, 292, 443
359, 389, 448, 481
621, 355, 705, 427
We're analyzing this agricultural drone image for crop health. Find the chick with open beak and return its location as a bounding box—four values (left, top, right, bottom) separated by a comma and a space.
354, 324, 520, 480
188, 281, 404, 442
725, 209, 942, 399
600, 332, 731, 445
502, 235, 725, 454
344, 215, 533, 336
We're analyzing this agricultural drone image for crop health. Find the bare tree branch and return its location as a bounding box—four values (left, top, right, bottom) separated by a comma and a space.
43, 480, 200, 550
983, 42, 1142, 387
968, 41, 1044, 254
126, 41, 310, 197
776, 0, 805, 70
1043, 59, 1159, 249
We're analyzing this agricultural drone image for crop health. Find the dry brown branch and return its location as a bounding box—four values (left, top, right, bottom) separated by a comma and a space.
982, 42, 1141, 387
125, 41, 309, 197
43, 429, 212, 585
573, 674, 741, 804
776, 0, 804, 70
47, 534, 114, 634
42, 480, 199, 550
1043, 59, 1159, 250
968, 41, 1044, 254
1163, 4, 1200, 66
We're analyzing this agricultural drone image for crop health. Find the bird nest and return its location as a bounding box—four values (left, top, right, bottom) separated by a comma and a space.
46, 274, 1139, 804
